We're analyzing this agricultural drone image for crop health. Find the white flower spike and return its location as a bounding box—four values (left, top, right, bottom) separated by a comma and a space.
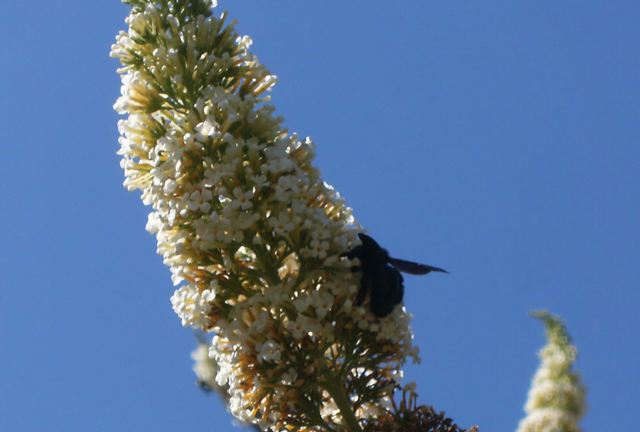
517, 311, 586, 432
112, 1, 418, 430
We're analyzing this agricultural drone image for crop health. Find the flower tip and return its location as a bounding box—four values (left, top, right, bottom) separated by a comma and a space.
529, 309, 565, 331
529, 309, 553, 319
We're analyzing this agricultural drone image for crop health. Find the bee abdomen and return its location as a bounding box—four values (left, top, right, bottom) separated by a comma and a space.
369, 266, 404, 317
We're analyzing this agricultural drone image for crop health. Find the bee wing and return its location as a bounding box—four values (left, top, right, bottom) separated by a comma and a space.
388, 257, 448, 275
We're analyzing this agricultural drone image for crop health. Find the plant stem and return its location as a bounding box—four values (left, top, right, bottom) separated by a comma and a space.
321, 372, 363, 432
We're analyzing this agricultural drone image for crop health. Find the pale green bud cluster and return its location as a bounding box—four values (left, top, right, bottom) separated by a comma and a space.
517, 311, 586, 432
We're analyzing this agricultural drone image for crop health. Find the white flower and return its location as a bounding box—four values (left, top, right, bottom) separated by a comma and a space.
256, 340, 282, 363
145, 212, 162, 234
171, 286, 216, 328
163, 179, 177, 194
236, 35, 253, 51
280, 368, 298, 386
195, 115, 219, 140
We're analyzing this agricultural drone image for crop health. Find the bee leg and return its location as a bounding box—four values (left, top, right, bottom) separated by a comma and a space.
348, 265, 361, 273
197, 380, 213, 393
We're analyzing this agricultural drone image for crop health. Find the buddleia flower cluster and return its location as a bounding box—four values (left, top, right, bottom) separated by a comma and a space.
516, 311, 586, 432
363, 384, 478, 432
111, 1, 424, 430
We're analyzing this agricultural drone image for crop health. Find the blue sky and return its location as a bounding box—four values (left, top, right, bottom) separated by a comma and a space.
1, 1, 638, 431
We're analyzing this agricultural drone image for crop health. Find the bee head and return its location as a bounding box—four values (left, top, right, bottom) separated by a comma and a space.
357, 233, 390, 263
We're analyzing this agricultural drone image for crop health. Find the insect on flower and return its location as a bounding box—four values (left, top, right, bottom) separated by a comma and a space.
344, 233, 448, 317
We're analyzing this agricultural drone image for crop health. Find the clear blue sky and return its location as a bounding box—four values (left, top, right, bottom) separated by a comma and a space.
1, 1, 638, 431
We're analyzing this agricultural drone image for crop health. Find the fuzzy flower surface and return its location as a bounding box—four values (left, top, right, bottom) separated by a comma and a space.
112, 1, 419, 430
516, 311, 586, 432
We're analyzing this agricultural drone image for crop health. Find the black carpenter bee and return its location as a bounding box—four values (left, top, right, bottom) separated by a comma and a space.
344, 233, 448, 317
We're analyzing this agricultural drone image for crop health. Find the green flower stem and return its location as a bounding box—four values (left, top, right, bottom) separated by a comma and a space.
321, 372, 363, 432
